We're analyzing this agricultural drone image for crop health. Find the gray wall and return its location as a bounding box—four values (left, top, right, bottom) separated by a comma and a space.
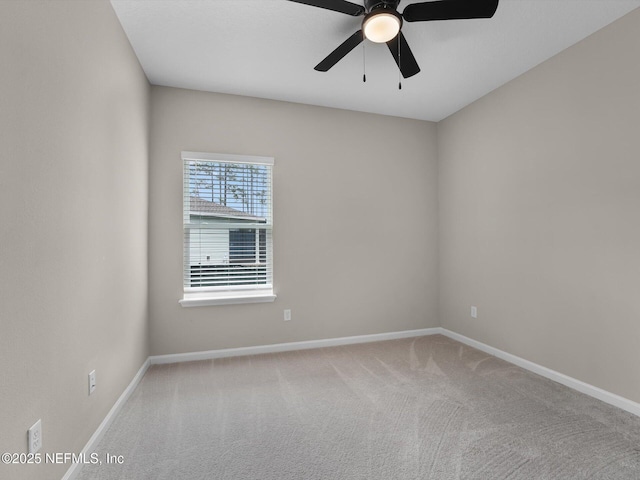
149, 86, 439, 355
0, 2, 149, 479
438, 9, 640, 403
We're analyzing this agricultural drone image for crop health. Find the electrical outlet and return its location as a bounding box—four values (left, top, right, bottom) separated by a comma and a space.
28, 419, 42, 454
284, 309, 291, 321
471, 306, 478, 319
88, 370, 96, 395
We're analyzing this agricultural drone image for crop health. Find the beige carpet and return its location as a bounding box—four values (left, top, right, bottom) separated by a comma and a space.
76, 335, 640, 479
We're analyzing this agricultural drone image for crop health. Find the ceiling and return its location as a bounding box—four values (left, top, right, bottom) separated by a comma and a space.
110, 0, 640, 122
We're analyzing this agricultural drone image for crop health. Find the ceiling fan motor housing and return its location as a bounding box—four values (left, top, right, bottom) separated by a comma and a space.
364, 0, 401, 12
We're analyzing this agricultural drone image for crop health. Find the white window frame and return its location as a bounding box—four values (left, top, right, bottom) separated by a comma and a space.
179, 151, 276, 307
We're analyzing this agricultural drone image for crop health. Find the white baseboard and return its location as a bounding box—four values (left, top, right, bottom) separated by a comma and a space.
149, 328, 441, 365
61, 358, 151, 480
439, 328, 640, 418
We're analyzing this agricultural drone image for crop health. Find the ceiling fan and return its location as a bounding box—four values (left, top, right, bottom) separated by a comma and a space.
288, 0, 499, 79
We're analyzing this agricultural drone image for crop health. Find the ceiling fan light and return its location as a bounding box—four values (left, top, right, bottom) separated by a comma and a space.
363, 11, 401, 43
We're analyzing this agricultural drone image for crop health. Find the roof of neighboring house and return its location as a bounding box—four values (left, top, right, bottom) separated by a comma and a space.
189, 196, 265, 221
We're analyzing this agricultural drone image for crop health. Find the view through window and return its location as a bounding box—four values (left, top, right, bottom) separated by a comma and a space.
182, 152, 273, 296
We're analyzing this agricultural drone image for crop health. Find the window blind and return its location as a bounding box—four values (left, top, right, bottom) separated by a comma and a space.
182, 152, 273, 293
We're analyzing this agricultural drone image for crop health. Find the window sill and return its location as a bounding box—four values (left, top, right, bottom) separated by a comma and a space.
179, 291, 277, 307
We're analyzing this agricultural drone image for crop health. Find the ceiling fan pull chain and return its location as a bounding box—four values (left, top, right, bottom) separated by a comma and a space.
398, 37, 402, 90
362, 41, 367, 82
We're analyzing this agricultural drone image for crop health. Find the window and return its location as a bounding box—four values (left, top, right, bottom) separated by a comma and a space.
180, 152, 275, 307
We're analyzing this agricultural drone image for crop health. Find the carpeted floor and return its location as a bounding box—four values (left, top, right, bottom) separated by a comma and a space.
76, 335, 640, 479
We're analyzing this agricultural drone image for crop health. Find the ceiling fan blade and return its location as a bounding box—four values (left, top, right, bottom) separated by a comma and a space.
386, 32, 420, 78
287, 0, 365, 16
403, 0, 499, 22
315, 30, 364, 72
